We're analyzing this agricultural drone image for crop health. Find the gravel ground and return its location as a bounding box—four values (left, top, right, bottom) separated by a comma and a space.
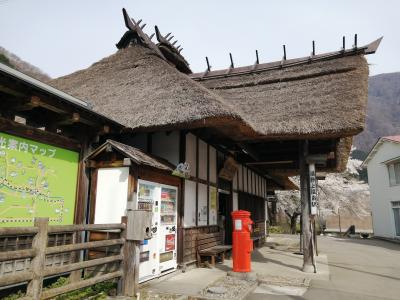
200, 276, 257, 300
257, 274, 310, 287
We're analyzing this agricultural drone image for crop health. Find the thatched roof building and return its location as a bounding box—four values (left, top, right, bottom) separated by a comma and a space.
48, 10, 381, 176
49, 45, 254, 139
191, 54, 369, 140
190, 38, 381, 173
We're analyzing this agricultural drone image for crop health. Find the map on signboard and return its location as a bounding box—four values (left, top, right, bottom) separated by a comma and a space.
0, 132, 79, 227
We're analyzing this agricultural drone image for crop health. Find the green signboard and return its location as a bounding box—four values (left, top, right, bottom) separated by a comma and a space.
0, 132, 79, 227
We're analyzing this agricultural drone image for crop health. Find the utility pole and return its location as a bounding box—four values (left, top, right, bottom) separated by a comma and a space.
300, 140, 316, 273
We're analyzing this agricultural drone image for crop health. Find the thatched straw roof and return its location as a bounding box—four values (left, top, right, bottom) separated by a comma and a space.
49, 45, 254, 136
192, 54, 369, 140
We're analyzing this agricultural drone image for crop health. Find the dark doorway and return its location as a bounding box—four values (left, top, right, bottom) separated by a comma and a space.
218, 192, 233, 245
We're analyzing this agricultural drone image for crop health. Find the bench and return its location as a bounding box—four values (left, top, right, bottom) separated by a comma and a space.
251, 227, 264, 248
252, 236, 263, 248
196, 232, 232, 267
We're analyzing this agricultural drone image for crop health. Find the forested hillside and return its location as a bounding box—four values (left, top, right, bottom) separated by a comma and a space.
353, 72, 400, 153
0, 46, 50, 81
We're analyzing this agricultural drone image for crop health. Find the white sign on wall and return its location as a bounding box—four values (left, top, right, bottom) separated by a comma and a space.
309, 163, 318, 215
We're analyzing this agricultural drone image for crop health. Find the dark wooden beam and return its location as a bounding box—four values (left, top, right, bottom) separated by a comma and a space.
0, 84, 26, 97
14, 96, 41, 111
246, 160, 294, 166
0, 116, 81, 150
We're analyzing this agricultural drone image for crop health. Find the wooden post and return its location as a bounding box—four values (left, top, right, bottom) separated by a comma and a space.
118, 216, 138, 297
26, 218, 49, 299
299, 215, 303, 254
69, 231, 82, 282
300, 141, 316, 273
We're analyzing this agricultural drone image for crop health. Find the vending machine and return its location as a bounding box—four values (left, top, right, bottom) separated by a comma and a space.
158, 186, 178, 273
136, 180, 178, 282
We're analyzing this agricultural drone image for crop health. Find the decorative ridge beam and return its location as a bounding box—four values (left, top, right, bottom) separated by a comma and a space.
191, 36, 383, 80
154, 25, 192, 74
116, 8, 165, 60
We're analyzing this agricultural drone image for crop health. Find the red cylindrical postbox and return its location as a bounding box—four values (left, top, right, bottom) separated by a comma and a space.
231, 210, 253, 272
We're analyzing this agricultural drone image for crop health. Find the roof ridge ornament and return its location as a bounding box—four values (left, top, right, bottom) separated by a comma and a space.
116, 8, 166, 60
280, 45, 287, 68
191, 36, 383, 80
154, 25, 192, 74
353, 34, 358, 50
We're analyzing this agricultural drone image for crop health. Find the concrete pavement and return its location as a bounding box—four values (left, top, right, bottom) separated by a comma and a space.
249, 236, 400, 300
139, 235, 400, 299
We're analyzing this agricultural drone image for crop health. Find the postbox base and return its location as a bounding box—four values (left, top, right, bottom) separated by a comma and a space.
227, 271, 257, 282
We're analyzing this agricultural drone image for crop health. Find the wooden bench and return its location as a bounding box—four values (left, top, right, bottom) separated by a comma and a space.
251, 227, 264, 248
252, 236, 263, 248
196, 232, 232, 267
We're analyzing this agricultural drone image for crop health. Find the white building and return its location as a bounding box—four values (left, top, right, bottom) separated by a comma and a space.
362, 136, 400, 240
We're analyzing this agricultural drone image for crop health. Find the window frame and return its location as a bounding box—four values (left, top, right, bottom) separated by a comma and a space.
391, 201, 400, 237
388, 162, 400, 186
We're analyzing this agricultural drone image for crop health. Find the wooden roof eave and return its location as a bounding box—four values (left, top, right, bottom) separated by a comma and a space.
85, 139, 173, 171
0, 62, 124, 133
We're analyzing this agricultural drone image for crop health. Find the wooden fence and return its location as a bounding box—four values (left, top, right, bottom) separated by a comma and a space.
0, 217, 136, 299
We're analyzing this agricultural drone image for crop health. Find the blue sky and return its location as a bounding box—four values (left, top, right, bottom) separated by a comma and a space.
0, 0, 397, 78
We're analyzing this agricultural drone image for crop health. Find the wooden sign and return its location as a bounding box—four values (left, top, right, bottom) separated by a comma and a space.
309, 163, 318, 215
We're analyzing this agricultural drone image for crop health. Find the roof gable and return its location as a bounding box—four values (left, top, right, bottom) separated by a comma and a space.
49, 45, 253, 137
361, 136, 400, 167
86, 139, 173, 171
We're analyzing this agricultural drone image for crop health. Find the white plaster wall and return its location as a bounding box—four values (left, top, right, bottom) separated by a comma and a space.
209, 147, 217, 184
256, 174, 260, 196
185, 133, 196, 177
198, 139, 207, 180
367, 142, 400, 238
183, 180, 196, 227
233, 170, 238, 191
233, 192, 238, 211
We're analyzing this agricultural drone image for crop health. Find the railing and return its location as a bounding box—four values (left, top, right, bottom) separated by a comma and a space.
0, 217, 135, 299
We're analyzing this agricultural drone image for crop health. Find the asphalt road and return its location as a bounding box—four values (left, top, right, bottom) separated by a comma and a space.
248, 236, 400, 300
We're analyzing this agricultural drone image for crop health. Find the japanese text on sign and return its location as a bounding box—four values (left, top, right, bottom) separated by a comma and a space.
309, 163, 318, 215
0, 136, 56, 158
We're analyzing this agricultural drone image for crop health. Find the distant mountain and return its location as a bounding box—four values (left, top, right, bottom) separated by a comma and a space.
353, 72, 400, 153
0, 46, 50, 81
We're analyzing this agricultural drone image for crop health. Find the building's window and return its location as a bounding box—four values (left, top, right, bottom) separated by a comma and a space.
388, 162, 400, 186
392, 201, 400, 236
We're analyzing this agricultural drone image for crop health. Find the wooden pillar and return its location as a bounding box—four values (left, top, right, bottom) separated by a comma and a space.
119, 216, 138, 297
300, 141, 316, 273
27, 218, 49, 299
69, 231, 82, 282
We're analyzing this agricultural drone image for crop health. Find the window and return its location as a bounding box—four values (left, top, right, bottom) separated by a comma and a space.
388, 162, 400, 186
392, 202, 400, 236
